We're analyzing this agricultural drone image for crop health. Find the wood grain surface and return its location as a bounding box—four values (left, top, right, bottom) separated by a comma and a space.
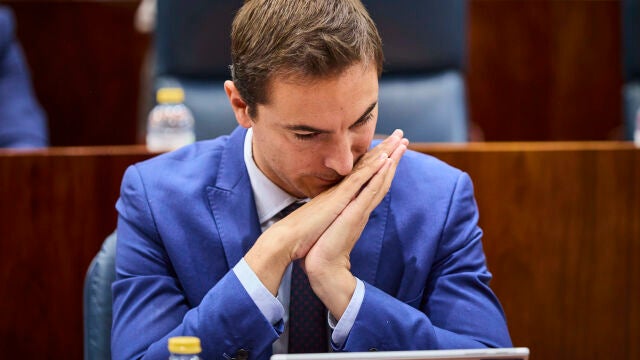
467, 0, 622, 141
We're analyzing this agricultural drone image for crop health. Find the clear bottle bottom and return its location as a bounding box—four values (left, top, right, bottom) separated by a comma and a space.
146, 131, 195, 152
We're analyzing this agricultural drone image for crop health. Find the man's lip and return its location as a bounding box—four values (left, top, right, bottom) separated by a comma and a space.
316, 176, 341, 184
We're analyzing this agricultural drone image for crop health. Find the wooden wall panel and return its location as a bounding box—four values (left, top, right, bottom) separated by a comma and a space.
5, 0, 150, 146
549, 2, 623, 139
0, 143, 638, 359
468, 2, 553, 140
0, 147, 153, 359
468, 0, 623, 141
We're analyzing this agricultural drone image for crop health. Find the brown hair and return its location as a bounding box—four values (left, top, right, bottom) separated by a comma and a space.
230, 0, 383, 117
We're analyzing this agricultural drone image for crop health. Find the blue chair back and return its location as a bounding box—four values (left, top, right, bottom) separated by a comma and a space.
154, 0, 241, 140
83, 232, 117, 360
365, 0, 468, 142
154, 0, 468, 142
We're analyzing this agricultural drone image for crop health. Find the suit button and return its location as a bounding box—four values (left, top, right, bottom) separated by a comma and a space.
235, 348, 249, 360
369, 348, 378, 351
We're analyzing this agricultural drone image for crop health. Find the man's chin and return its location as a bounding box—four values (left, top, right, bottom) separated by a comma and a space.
306, 182, 340, 198
293, 176, 343, 198
306, 187, 328, 198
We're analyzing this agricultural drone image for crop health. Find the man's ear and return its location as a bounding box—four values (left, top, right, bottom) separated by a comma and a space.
224, 80, 253, 128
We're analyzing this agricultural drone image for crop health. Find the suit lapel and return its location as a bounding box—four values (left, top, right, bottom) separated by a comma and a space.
351, 194, 390, 285
207, 127, 262, 269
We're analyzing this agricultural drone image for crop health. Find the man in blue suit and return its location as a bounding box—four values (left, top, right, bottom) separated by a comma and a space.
112, 0, 512, 359
0, 6, 48, 148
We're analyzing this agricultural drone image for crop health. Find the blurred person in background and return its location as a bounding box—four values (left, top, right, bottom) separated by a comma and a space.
0, 5, 48, 148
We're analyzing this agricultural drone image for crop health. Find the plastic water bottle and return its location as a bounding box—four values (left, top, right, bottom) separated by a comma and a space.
146, 87, 195, 152
168, 336, 202, 360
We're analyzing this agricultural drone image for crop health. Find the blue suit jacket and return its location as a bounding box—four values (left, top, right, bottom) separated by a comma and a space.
112, 127, 512, 360
0, 6, 47, 148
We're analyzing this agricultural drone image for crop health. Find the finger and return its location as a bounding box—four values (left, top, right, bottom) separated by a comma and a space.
332, 130, 404, 199
357, 142, 407, 213
279, 150, 385, 252
328, 150, 388, 202
284, 134, 406, 237
378, 144, 406, 202
372, 128, 404, 153
355, 129, 404, 168
388, 140, 408, 164
343, 157, 392, 217
305, 138, 407, 219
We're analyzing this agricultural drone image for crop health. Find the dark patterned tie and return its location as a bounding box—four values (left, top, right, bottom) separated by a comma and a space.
275, 201, 328, 353
276, 201, 306, 219
288, 262, 328, 353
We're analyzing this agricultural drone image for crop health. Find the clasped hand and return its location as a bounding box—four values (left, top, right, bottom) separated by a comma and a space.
245, 129, 408, 319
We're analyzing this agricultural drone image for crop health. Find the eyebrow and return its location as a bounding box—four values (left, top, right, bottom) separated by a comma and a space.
284, 101, 378, 134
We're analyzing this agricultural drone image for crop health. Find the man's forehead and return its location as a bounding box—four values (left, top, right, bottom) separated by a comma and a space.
253, 63, 379, 120
269, 62, 377, 90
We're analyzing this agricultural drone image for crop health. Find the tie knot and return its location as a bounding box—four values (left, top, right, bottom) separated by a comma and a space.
277, 200, 305, 219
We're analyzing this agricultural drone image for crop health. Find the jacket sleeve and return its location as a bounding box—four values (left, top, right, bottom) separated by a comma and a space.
111, 165, 279, 360
343, 172, 512, 351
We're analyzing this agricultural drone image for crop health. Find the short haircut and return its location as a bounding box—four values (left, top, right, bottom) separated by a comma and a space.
230, 0, 383, 117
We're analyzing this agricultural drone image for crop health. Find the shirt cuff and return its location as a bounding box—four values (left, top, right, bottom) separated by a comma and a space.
329, 277, 365, 347
233, 258, 284, 325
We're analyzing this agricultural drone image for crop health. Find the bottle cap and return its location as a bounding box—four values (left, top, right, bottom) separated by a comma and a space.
156, 87, 185, 104
168, 336, 201, 354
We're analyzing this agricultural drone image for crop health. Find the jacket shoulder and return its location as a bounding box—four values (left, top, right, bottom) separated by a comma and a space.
132, 136, 231, 190
396, 149, 464, 185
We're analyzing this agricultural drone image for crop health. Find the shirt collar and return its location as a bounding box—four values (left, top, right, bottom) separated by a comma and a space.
244, 128, 304, 224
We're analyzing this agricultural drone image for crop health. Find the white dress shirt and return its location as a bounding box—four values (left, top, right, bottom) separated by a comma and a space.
232, 128, 365, 353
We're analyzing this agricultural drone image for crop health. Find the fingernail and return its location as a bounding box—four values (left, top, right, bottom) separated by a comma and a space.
392, 129, 403, 137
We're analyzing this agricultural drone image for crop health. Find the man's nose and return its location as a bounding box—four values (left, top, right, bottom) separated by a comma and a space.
324, 136, 354, 176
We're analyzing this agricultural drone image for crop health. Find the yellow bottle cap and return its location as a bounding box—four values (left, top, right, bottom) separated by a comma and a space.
168, 336, 201, 354
156, 87, 185, 104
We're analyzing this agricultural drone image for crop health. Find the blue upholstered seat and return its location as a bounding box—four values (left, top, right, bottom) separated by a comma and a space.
83, 232, 117, 360
376, 72, 467, 142
364, 0, 468, 142
154, 0, 242, 141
